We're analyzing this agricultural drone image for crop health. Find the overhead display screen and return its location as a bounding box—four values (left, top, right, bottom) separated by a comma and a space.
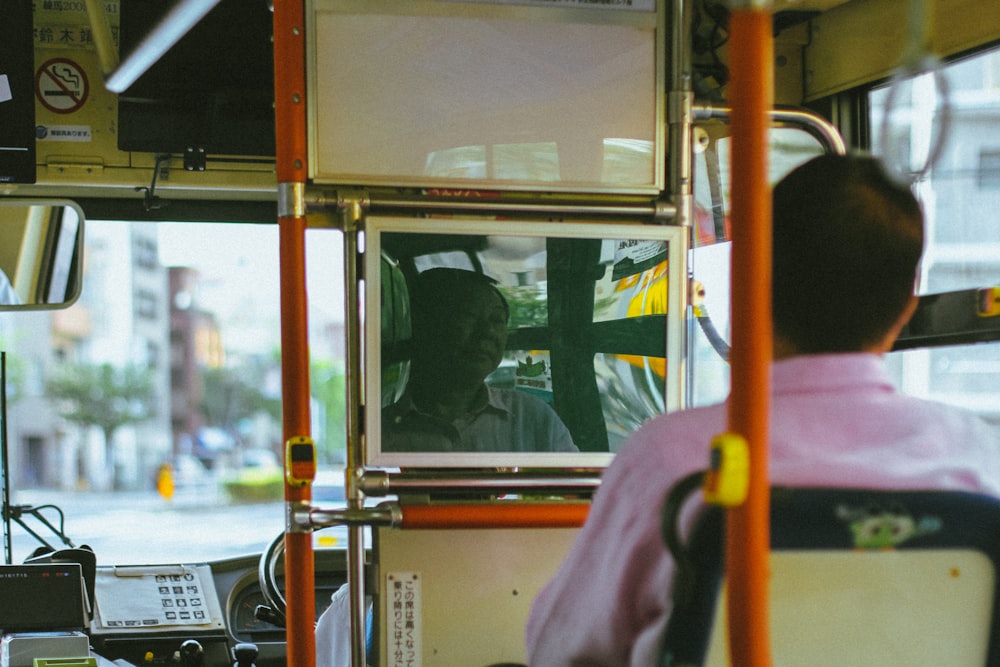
309, 0, 664, 194
117, 0, 275, 156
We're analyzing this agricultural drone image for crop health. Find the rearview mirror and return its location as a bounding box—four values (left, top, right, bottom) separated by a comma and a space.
0, 199, 84, 309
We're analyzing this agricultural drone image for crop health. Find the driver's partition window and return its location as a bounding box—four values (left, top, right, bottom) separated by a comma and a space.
871, 46, 1000, 427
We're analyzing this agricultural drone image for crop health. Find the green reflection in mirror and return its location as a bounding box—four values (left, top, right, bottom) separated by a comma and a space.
0, 199, 84, 310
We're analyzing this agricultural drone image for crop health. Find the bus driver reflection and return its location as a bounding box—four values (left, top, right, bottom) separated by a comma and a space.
382, 267, 576, 453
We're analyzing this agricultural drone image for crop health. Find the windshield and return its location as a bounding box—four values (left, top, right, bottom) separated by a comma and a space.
2, 221, 347, 564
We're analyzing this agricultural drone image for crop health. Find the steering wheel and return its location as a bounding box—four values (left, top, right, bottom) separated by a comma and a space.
257, 531, 287, 627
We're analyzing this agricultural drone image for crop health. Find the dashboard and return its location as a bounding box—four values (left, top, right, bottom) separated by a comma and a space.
223, 563, 345, 644
86, 549, 348, 667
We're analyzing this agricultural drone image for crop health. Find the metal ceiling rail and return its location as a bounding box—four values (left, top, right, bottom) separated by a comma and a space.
307, 190, 680, 223
695, 104, 848, 155
358, 469, 603, 498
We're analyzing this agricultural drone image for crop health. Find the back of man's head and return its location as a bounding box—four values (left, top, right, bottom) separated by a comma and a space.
772, 153, 924, 353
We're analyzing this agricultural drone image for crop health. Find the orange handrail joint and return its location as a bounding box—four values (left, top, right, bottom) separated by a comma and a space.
398, 503, 590, 530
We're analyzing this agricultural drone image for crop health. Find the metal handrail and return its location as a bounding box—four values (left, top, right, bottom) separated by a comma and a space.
695, 104, 847, 155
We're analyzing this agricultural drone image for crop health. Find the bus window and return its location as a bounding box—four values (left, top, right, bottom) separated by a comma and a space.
872, 47, 1000, 296
4, 221, 346, 564
872, 46, 1000, 427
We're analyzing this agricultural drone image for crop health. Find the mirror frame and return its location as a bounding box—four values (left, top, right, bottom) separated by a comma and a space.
0, 198, 85, 311
362, 216, 689, 469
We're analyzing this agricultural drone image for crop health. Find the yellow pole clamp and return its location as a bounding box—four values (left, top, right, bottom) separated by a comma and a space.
703, 432, 750, 507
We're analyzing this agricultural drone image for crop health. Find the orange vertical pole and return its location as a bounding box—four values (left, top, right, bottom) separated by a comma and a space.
273, 0, 314, 666
726, 3, 773, 667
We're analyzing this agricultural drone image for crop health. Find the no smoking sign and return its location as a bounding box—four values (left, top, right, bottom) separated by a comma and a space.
36, 58, 89, 114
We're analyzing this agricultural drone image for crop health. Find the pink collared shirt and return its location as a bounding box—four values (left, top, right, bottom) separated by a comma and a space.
526, 353, 1000, 667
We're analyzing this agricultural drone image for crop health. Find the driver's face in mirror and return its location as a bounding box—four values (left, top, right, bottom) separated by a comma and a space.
381, 266, 576, 454
411, 268, 509, 387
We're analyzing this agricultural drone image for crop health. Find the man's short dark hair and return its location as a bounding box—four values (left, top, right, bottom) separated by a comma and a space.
772, 153, 924, 353
410, 267, 509, 334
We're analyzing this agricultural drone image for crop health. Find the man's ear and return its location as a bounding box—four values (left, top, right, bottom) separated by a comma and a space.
899, 293, 920, 327
879, 293, 920, 353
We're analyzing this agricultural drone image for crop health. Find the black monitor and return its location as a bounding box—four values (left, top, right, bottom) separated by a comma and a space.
0, 564, 86, 632
117, 0, 275, 157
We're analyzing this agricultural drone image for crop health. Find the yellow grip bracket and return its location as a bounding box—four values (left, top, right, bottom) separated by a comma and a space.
978, 287, 1000, 317
703, 432, 750, 507
285, 435, 317, 487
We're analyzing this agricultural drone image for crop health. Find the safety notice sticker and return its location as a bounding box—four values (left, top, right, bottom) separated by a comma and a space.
386, 572, 422, 667
35, 57, 89, 114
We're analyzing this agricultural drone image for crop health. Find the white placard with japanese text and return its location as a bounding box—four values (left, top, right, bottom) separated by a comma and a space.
386, 572, 422, 667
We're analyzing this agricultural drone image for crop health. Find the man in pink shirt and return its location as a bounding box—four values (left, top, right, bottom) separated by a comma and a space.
525, 153, 1000, 666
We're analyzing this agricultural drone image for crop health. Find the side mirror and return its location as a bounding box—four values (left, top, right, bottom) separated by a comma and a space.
0, 199, 84, 310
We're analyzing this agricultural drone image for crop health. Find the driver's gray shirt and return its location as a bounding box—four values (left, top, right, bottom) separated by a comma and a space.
382, 386, 576, 453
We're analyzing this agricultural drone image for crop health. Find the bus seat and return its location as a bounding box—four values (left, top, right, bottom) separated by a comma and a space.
659, 476, 1000, 666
